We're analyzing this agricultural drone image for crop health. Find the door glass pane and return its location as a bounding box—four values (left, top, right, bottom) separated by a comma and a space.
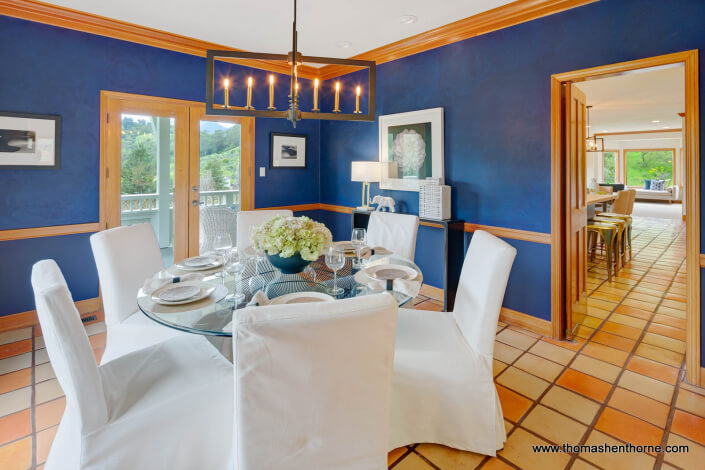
198, 121, 241, 254
602, 151, 616, 184
625, 150, 673, 187
120, 114, 175, 265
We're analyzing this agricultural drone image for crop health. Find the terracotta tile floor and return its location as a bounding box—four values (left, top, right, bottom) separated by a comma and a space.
1, 215, 704, 469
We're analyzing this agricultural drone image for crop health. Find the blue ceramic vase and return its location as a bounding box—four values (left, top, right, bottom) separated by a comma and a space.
266, 252, 312, 274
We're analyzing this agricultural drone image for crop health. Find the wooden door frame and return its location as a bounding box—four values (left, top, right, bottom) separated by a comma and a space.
550, 50, 700, 385
99, 91, 255, 261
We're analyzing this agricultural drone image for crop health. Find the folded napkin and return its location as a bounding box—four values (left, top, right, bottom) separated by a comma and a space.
365, 278, 421, 298
247, 290, 270, 307
142, 273, 204, 295
362, 246, 393, 258
221, 291, 270, 333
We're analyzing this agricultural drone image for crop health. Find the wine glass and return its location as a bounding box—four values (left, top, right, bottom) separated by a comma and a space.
351, 228, 367, 269
213, 234, 233, 281
325, 246, 346, 295
224, 248, 247, 303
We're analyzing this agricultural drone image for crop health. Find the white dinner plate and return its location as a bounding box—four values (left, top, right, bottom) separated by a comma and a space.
151, 281, 217, 305
269, 291, 336, 305
333, 241, 371, 258
333, 241, 355, 251
157, 284, 201, 302
362, 264, 417, 281
175, 256, 222, 271
183, 256, 217, 268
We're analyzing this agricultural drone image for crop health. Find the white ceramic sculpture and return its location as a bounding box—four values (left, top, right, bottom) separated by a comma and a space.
371, 195, 396, 212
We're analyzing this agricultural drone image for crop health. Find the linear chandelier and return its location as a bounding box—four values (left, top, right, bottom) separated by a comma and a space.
205, 0, 375, 127
585, 105, 604, 152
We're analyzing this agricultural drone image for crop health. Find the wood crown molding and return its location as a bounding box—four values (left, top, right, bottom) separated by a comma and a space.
316, 0, 598, 80
1, 0, 595, 81
0, 0, 319, 79
500, 307, 552, 336
0, 297, 102, 332
595, 129, 682, 137
0, 222, 100, 242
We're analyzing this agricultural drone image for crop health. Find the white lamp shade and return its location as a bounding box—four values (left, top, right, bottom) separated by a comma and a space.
351, 161, 381, 183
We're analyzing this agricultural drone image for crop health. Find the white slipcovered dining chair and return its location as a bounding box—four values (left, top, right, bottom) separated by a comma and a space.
236, 209, 293, 250
31, 260, 233, 470
90, 223, 182, 364
232, 294, 398, 469
366, 211, 419, 260
389, 230, 517, 455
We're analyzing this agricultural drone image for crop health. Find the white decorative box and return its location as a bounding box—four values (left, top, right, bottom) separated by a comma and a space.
419, 180, 451, 220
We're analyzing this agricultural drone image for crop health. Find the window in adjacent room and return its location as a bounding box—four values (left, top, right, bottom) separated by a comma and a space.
625, 149, 674, 187
601, 151, 618, 184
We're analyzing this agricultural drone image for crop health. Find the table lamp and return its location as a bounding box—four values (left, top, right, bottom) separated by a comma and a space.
351, 161, 381, 210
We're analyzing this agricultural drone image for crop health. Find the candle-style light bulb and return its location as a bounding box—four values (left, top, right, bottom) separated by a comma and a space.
268, 74, 275, 110
246, 76, 254, 109
313, 78, 320, 112
354, 85, 362, 114
333, 81, 341, 113
224, 78, 230, 108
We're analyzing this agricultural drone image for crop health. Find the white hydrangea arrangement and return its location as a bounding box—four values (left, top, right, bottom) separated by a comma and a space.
251, 215, 332, 261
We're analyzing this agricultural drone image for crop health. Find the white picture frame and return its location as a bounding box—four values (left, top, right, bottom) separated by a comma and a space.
270, 132, 308, 169
378, 107, 444, 191
0, 112, 61, 169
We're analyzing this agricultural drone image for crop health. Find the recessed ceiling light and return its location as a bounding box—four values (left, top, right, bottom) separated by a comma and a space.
336, 41, 351, 49
651, 120, 660, 123
399, 15, 418, 25
663, 126, 670, 129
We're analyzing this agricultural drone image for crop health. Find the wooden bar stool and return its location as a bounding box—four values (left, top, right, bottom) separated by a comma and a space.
598, 213, 633, 262
587, 223, 616, 282
592, 216, 628, 271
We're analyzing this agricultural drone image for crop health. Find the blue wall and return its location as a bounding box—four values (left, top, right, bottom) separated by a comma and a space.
2, 0, 705, 364
0, 16, 319, 315
319, 0, 705, 326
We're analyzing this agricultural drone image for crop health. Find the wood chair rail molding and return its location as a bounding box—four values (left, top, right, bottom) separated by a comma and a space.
260, 203, 552, 244
550, 49, 700, 384
0, 222, 100, 241
0, 0, 596, 81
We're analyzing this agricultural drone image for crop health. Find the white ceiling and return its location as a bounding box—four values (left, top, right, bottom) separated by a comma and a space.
575, 65, 685, 134
43, 0, 514, 63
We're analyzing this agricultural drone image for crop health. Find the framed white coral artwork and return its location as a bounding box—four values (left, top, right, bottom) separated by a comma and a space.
378, 107, 444, 191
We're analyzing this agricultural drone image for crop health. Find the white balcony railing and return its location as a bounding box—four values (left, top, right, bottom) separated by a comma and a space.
121, 189, 240, 247
121, 189, 240, 215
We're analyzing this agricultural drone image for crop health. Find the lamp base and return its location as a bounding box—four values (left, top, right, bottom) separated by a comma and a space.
356, 205, 372, 211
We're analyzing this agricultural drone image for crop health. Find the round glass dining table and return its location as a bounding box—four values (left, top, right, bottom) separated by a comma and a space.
137, 253, 422, 337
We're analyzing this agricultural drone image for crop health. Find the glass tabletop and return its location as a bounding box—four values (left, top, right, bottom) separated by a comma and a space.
137, 253, 422, 337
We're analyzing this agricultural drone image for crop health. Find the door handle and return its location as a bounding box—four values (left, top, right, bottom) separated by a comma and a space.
192, 186, 199, 192
192, 200, 202, 206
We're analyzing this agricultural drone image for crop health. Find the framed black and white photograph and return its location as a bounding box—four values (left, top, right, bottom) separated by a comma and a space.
379, 107, 444, 191
0, 112, 61, 169
270, 132, 307, 169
